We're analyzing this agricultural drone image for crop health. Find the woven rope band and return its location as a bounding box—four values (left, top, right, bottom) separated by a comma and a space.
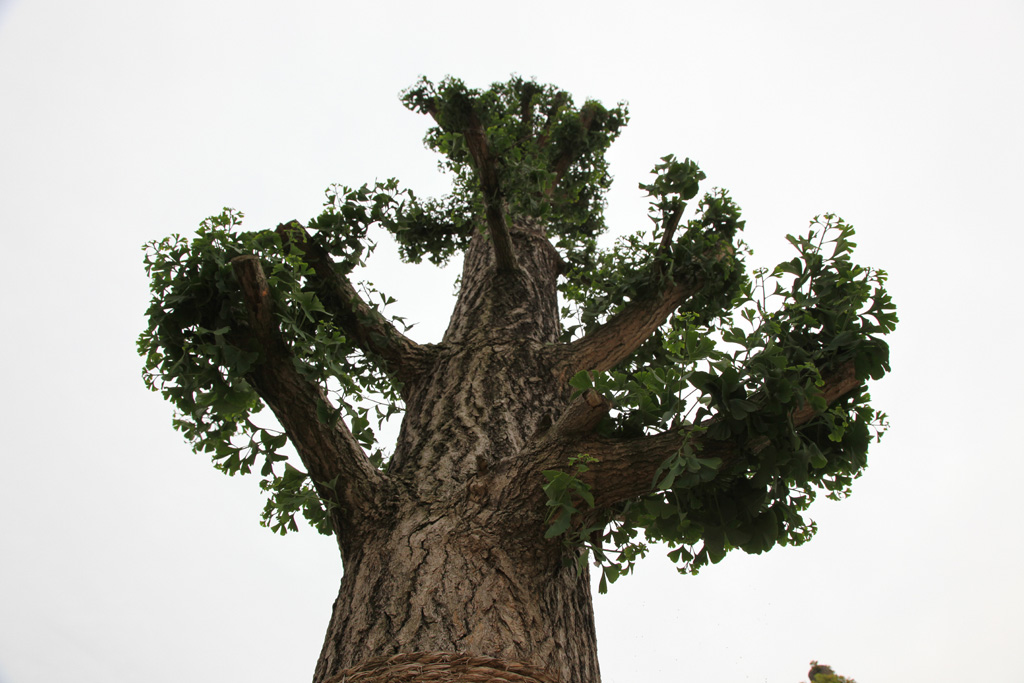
324, 651, 559, 683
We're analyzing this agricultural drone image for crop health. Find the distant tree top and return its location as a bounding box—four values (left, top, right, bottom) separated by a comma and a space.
808, 660, 857, 683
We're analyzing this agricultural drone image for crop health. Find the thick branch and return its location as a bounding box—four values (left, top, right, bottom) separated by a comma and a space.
557, 276, 703, 379
463, 113, 517, 273
548, 390, 612, 440
787, 360, 860, 432
276, 224, 436, 385
548, 361, 863, 510
558, 233, 741, 379
421, 100, 516, 272
230, 255, 384, 517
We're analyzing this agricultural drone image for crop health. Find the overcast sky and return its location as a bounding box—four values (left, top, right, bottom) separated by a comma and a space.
1, 1, 1022, 682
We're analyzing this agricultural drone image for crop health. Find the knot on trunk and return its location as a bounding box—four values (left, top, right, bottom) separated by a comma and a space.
325, 651, 560, 683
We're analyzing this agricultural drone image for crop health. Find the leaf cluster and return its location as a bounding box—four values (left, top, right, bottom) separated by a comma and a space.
560, 156, 748, 358
402, 75, 628, 268
805, 661, 857, 683
139, 194, 411, 535
555, 215, 896, 581
541, 454, 598, 540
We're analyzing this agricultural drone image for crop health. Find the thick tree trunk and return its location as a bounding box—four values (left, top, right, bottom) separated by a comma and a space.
312, 220, 602, 683
313, 498, 599, 683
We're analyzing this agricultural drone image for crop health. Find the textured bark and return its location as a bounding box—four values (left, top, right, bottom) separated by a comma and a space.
312, 220, 601, 683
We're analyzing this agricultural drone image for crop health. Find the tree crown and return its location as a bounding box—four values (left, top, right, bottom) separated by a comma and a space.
139, 76, 896, 585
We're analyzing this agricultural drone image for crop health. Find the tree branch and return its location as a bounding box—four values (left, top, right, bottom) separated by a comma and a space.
556, 276, 704, 380
543, 361, 863, 510
462, 113, 517, 273
407, 97, 516, 272
658, 207, 684, 254
557, 230, 742, 380
276, 224, 437, 386
534, 91, 569, 151
548, 390, 612, 440
230, 255, 384, 519
547, 104, 597, 195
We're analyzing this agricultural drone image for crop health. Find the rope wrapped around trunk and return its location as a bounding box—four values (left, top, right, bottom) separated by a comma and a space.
324, 651, 560, 683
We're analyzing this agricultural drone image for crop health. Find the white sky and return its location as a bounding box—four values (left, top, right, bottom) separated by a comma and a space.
1, 1, 1022, 682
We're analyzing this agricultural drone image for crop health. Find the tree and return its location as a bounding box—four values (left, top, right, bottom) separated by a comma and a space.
806, 661, 857, 683
139, 76, 896, 683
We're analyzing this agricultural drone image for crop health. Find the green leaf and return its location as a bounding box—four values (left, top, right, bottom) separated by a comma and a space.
545, 512, 572, 539
568, 371, 593, 391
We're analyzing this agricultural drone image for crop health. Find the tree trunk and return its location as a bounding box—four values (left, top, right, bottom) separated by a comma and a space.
313, 220, 602, 683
